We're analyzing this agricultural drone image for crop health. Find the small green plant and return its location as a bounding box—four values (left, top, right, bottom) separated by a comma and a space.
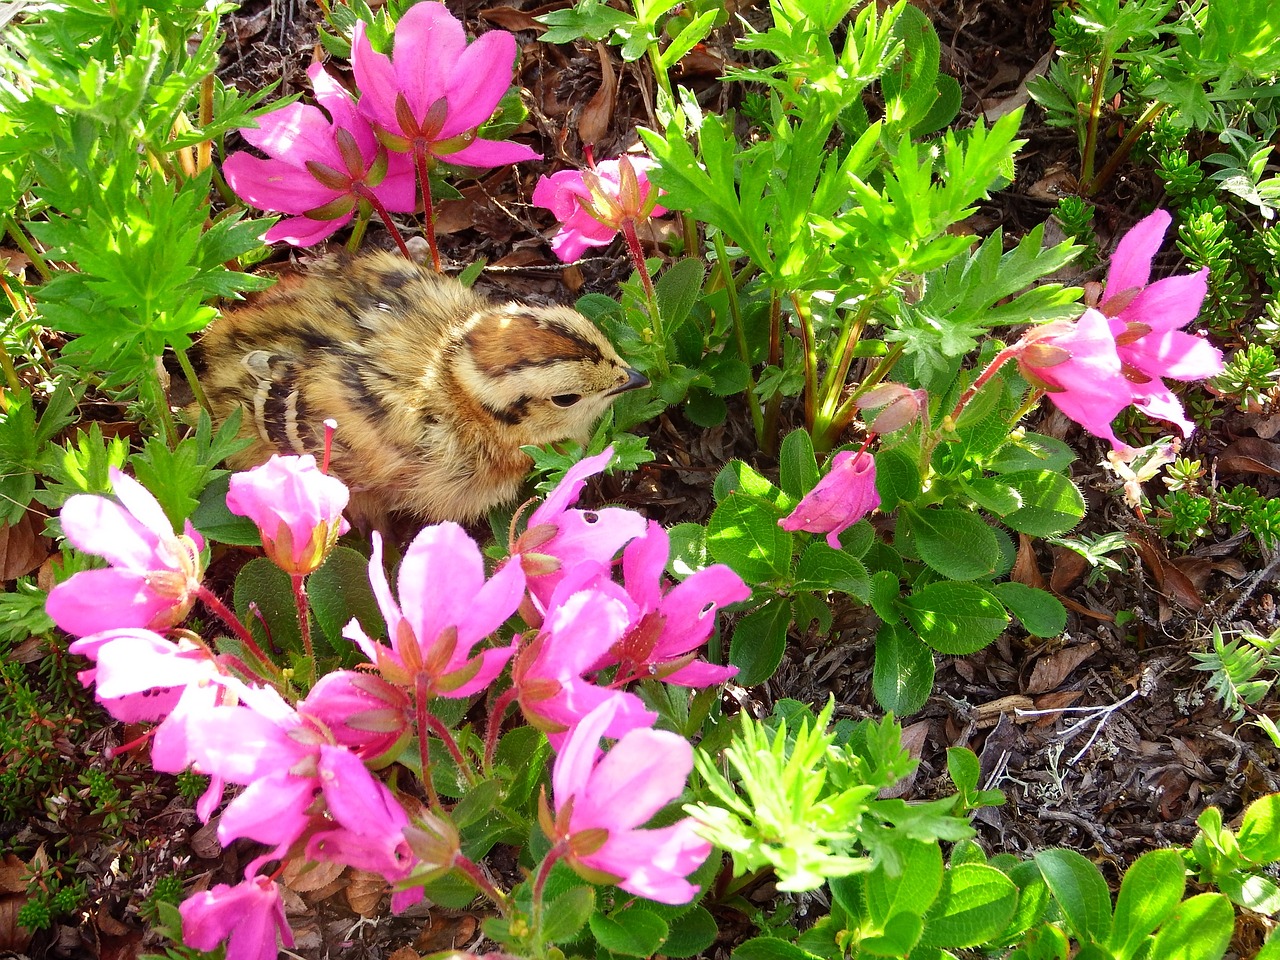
1192, 624, 1280, 745
1213, 341, 1280, 410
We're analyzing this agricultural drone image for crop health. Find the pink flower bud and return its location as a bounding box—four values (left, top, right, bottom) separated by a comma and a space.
856, 383, 927, 434
226, 455, 350, 576
778, 450, 880, 550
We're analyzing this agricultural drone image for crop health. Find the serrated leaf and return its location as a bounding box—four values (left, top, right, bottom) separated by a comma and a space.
707, 492, 792, 582
729, 598, 793, 686
990, 582, 1066, 638
794, 542, 871, 600
779, 428, 820, 499
590, 906, 668, 956
309, 545, 385, 654
1001, 470, 1086, 537
656, 257, 705, 337
661, 906, 718, 958
905, 506, 1000, 581
901, 581, 1007, 655
918, 863, 1019, 948
874, 446, 922, 510
232, 556, 302, 654
542, 886, 595, 943
873, 621, 934, 715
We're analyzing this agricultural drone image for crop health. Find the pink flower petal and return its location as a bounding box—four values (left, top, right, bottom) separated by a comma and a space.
1103, 209, 1170, 301
351, 20, 400, 132
397, 522, 485, 648
1115, 270, 1209, 335
57, 494, 165, 570
574, 728, 692, 831
217, 771, 315, 848
47, 568, 175, 635
440, 30, 519, 139
391, 2, 467, 124
590, 820, 711, 903
224, 153, 339, 215
440, 137, 542, 168
552, 697, 617, 803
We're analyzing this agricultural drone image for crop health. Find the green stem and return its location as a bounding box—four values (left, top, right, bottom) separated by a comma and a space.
357, 186, 412, 261
147, 359, 180, 448
790, 292, 820, 435
484, 685, 520, 773
1079, 50, 1113, 189
3, 217, 51, 282
175, 346, 209, 414
712, 231, 764, 444
415, 674, 443, 813
821, 343, 906, 452
530, 843, 568, 951
1083, 100, 1166, 197
815, 301, 871, 428
760, 293, 784, 457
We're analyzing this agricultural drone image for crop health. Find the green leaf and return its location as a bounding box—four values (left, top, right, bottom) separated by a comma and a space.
861, 911, 925, 955
232, 557, 301, 655
708, 492, 792, 582
1035, 848, 1113, 944
987, 433, 1076, 473
542, 886, 595, 943
713, 459, 785, 505
947, 747, 981, 795
1238, 793, 1280, 864
904, 506, 1001, 581
189, 474, 260, 545
873, 621, 934, 715
1148, 893, 1233, 960
590, 906, 669, 957
1107, 849, 1187, 960
309, 545, 385, 653
918, 863, 1019, 948
733, 938, 825, 960
779, 428, 820, 500
1001, 470, 1086, 537
729, 598, 794, 686
874, 446, 922, 510
794, 542, 871, 601
901, 582, 1008, 655
990, 582, 1067, 638
869, 570, 902, 623
661, 906, 718, 958
865, 839, 945, 923
961, 476, 1023, 515
655, 257, 706, 337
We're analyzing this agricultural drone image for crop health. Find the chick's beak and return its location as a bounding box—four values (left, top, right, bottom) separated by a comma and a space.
607, 367, 649, 396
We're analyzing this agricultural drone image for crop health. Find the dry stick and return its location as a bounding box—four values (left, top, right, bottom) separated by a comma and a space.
1016, 688, 1140, 764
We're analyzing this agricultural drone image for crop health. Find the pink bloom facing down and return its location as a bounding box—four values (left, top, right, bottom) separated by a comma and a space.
779, 451, 880, 550
615, 521, 749, 687
180, 875, 294, 960
1016, 309, 1134, 448
513, 446, 648, 608
46, 467, 204, 637
532, 155, 668, 262
352, 2, 540, 168
1099, 209, 1224, 437
552, 700, 711, 904
227, 454, 351, 576
304, 669, 411, 762
223, 63, 417, 246
344, 524, 525, 698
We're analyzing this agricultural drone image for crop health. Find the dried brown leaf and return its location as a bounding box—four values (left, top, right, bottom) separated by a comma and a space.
0, 508, 51, 580
1026, 640, 1099, 694
1048, 544, 1088, 592
345, 870, 386, 917
0, 894, 32, 952
973, 694, 1034, 728
282, 857, 346, 895
1217, 437, 1280, 477
578, 43, 616, 145
1012, 534, 1046, 589
479, 6, 547, 31
1129, 534, 1204, 610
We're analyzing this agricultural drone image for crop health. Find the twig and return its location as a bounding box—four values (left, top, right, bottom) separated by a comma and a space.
1016, 688, 1140, 764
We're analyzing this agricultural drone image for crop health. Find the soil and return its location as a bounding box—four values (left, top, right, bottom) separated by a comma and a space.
4, 0, 1280, 958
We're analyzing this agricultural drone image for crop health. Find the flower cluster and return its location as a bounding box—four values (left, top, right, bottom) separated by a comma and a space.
51, 448, 746, 960
224, 2, 539, 249
1014, 210, 1224, 450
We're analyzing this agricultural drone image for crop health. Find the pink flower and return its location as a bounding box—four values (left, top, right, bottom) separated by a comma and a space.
46, 467, 204, 636
778, 451, 881, 549
613, 521, 749, 686
509, 446, 647, 608
226, 454, 351, 576
304, 670, 411, 763
352, 2, 540, 169
223, 63, 417, 246
532, 155, 667, 262
180, 874, 294, 960
1016, 309, 1135, 448
344, 524, 525, 698
512, 568, 655, 743
1098, 209, 1225, 437
549, 700, 711, 904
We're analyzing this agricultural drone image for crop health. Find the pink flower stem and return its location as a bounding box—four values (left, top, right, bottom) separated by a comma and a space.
290, 573, 314, 662
415, 674, 442, 813
621, 218, 668, 374
356, 185, 413, 262
419, 708, 478, 787
946, 345, 1019, 426
413, 148, 442, 272
483, 685, 520, 773
197, 585, 278, 674
452, 854, 512, 915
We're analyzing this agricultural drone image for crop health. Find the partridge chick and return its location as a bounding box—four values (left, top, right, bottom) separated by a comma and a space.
200, 252, 647, 527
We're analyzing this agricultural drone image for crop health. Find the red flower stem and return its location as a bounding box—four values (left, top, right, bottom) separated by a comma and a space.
419, 707, 478, 787
484, 685, 520, 773
947, 345, 1019, 425
621, 219, 667, 373
413, 148, 442, 272
291, 573, 313, 662
358, 187, 414, 261
197, 585, 277, 673
414, 674, 443, 813
452, 854, 512, 915
530, 843, 568, 944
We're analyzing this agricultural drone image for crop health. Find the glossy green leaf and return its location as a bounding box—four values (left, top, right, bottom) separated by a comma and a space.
873, 621, 935, 715
906, 506, 1001, 581
1107, 849, 1186, 960
1035, 848, 1112, 944
707, 492, 792, 582
918, 863, 1019, 948
590, 906, 669, 956
1000, 470, 1086, 537
902, 581, 1008, 654
729, 598, 794, 686
991, 582, 1067, 638
1148, 892, 1233, 960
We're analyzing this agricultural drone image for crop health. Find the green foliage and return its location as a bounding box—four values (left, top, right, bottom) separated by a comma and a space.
1213, 342, 1279, 409
1192, 624, 1280, 744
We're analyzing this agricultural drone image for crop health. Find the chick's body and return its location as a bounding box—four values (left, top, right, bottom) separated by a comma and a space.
201, 252, 645, 527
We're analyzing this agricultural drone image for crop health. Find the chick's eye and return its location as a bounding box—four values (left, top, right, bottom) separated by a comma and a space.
551, 394, 581, 408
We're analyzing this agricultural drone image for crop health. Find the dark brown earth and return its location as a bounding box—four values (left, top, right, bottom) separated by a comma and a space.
4, 0, 1280, 957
